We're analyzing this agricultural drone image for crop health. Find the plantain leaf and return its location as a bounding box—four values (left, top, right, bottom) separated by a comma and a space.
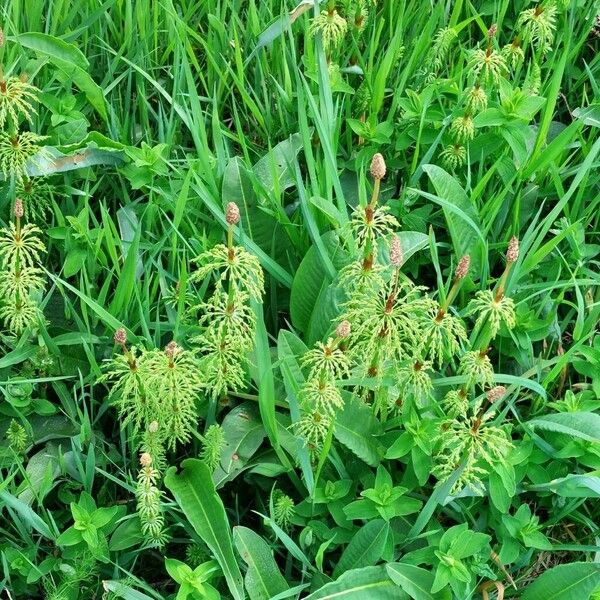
101, 581, 157, 600
18, 144, 124, 178
528, 412, 600, 443
252, 133, 303, 193
12, 33, 107, 122
164, 459, 245, 600
14, 32, 89, 68
521, 562, 600, 600
333, 520, 389, 578
212, 403, 266, 488
386, 563, 449, 600
334, 394, 385, 466
419, 165, 483, 271
290, 231, 350, 335
248, 0, 316, 60
234, 526, 289, 600
253, 301, 279, 450
304, 566, 403, 600
222, 156, 287, 259
527, 474, 600, 498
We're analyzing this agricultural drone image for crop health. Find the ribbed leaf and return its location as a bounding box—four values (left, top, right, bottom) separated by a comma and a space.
334, 395, 385, 466
527, 474, 600, 498
386, 563, 447, 600
305, 566, 403, 600
290, 231, 349, 335
528, 412, 600, 442
212, 403, 266, 488
419, 165, 483, 270
14, 32, 89, 67
333, 520, 389, 578
522, 562, 600, 600
234, 526, 288, 600
164, 459, 245, 600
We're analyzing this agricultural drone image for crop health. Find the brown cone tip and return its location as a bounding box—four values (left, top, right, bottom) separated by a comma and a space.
370, 153, 386, 180
148, 420, 159, 433
506, 236, 519, 263
139, 452, 152, 467
114, 328, 127, 345
226, 202, 240, 225
0, 28, 4, 49
14, 198, 24, 219
455, 255, 471, 279
486, 385, 506, 403
165, 340, 181, 358
390, 235, 404, 267
335, 320, 351, 339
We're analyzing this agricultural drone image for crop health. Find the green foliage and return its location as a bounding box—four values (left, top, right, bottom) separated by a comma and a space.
1, 0, 600, 598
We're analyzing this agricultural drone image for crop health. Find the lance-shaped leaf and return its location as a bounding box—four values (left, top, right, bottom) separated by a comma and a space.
164, 459, 245, 600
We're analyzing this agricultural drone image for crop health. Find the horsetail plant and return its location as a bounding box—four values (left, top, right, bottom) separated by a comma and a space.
102, 333, 202, 545
433, 238, 520, 494
295, 319, 351, 455
0, 70, 47, 182
190, 201, 264, 402
434, 385, 513, 494
199, 423, 225, 472
135, 452, 167, 547
0, 198, 46, 335
102, 334, 202, 451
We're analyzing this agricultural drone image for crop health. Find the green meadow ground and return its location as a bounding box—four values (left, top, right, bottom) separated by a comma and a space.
0, 0, 600, 598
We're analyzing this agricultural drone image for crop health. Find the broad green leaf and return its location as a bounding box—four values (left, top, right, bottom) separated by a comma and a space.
333, 520, 389, 578
305, 566, 403, 600
22, 144, 125, 177
253, 133, 303, 193
223, 156, 287, 258
573, 104, 600, 127
234, 526, 288, 600
13, 33, 107, 121
306, 280, 345, 345
418, 165, 483, 270
334, 394, 385, 466
109, 517, 144, 551
248, 0, 314, 59
164, 459, 245, 600
253, 301, 279, 450
521, 562, 600, 600
527, 474, 600, 498
17, 444, 59, 505
290, 231, 350, 335
528, 412, 600, 443
386, 563, 448, 600
212, 403, 266, 488
14, 32, 89, 68
0, 346, 38, 369
102, 581, 158, 600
